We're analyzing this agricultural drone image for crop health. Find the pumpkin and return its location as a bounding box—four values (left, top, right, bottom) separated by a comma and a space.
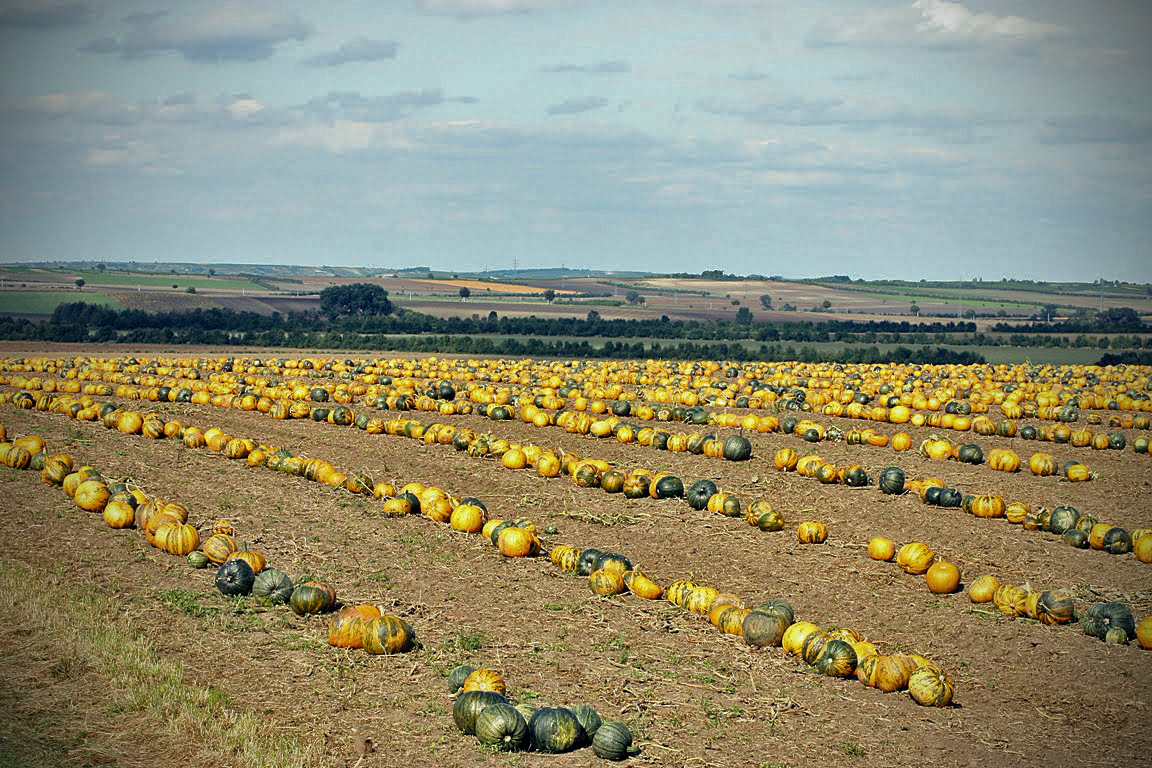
226, 550, 267, 574
741, 610, 790, 648
653, 475, 684, 499
1134, 534, 1152, 564
599, 470, 626, 493
187, 551, 210, 569
462, 668, 506, 695
1136, 617, 1152, 650
754, 599, 796, 626
782, 621, 820, 657
594, 552, 633, 574
684, 586, 720, 614
1102, 527, 1133, 555
591, 721, 635, 761
773, 448, 799, 471
74, 480, 111, 512
925, 562, 960, 594
497, 527, 540, 558
868, 537, 896, 561
878, 467, 905, 495
968, 575, 999, 603
328, 605, 381, 649
528, 707, 586, 753
801, 631, 833, 666
707, 492, 742, 518
251, 568, 294, 605
202, 533, 238, 565
453, 691, 507, 735
215, 559, 255, 597
722, 434, 752, 461
797, 521, 828, 544
664, 579, 696, 607
815, 639, 857, 677
576, 548, 603, 577
475, 703, 529, 752
102, 501, 136, 529
873, 654, 920, 692
289, 582, 337, 616
622, 570, 664, 600
589, 568, 627, 596
164, 524, 201, 556
362, 614, 415, 654
993, 584, 1028, 618
450, 503, 487, 533
550, 545, 580, 571
970, 495, 1005, 519
1032, 591, 1075, 625
447, 664, 475, 693
569, 705, 602, 739
908, 666, 954, 707
751, 503, 784, 532
1082, 602, 1136, 641
896, 542, 935, 575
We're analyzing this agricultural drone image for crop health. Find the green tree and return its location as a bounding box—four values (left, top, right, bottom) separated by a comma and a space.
625, 290, 644, 305
74, 279, 85, 291
759, 294, 773, 309
586, 309, 602, 322
735, 306, 753, 325
459, 286, 471, 301
319, 283, 394, 319
910, 303, 920, 316
543, 288, 556, 302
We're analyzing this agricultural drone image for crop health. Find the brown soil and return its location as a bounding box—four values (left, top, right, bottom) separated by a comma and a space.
0, 356, 1150, 768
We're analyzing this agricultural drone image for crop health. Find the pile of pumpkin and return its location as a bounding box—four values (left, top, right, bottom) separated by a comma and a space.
448, 666, 637, 760
547, 543, 956, 706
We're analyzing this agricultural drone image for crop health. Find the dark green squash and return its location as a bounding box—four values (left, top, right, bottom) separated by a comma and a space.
600, 470, 626, 494
686, 479, 718, 510
801, 428, 821, 443
593, 552, 633, 574
843, 467, 870, 487
289, 582, 337, 616
653, 475, 684, 499
490, 520, 517, 547
1063, 529, 1090, 548
1107, 432, 1126, 450
923, 486, 943, 506
592, 721, 636, 761
187, 551, 210, 569
753, 598, 795, 626
474, 702, 529, 751
722, 435, 753, 461
251, 568, 294, 605
1103, 527, 1133, 555
955, 444, 983, 464
214, 559, 255, 597
742, 610, 790, 648
815, 639, 857, 677
801, 631, 832, 666
878, 467, 905, 495
1082, 602, 1136, 641
447, 664, 475, 693
1033, 591, 1075, 625
1020, 425, 1037, 440
936, 488, 963, 508
1048, 505, 1081, 536
453, 691, 507, 735
575, 548, 604, 577
528, 707, 586, 753
568, 704, 602, 739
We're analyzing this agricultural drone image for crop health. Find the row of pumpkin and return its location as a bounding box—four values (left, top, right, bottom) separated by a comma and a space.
1, 399, 970, 707
0, 419, 419, 657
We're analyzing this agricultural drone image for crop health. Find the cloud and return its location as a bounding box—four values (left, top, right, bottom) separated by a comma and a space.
0, 1, 93, 28
1040, 116, 1152, 144
543, 59, 630, 74
88, 5, 312, 61
303, 38, 398, 67
807, 0, 1069, 49
301, 89, 477, 123
415, 0, 592, 13
547, 96, 611, 115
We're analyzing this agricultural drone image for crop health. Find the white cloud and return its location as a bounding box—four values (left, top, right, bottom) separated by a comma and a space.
808, 0, 1069, 49
269, 120, 414, 153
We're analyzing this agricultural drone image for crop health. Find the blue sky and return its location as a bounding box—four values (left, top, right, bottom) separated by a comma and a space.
1, 0, 1149, 281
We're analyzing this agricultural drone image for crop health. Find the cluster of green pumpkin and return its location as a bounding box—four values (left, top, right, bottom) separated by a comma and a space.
448, 666, 636, 760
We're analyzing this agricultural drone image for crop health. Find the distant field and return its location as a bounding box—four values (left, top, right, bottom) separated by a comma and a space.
1, 268, 268, 292
0, 290, 121, 314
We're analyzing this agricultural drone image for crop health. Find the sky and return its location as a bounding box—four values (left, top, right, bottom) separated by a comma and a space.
1, 0, 1150, 282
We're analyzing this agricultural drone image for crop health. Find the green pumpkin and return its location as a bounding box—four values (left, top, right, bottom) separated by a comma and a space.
447, 664, 475, 693
1103, 527, 1133, 555
568, 705, 602, 739
686, 479, 718, 510
1020, 425, 1038, 440
187, 551, 210, 569
1033, 591, 1075, 625
575, 548, 604, 577
600, 470, 626, 494
289, 582, 336, 616
722, 434, 753, 461
214, 559, 255, 597
453, 691, 507, 735
251, 568, 294, 605
843, 467, 870, 487
755, 509, 785, 532
592, 721, 636, 761
742, 610, 790, 648
1082, 602, 1136, 641
815, 639, 858, 677
528, 707, 586, 753
955, 444, 983, 464
878, 467, 905, 495
1048, 506, 1081, 536
474, 702, 529, 751
801, 631, 833, 666
653, 475, 684, 499
753, 599, 796, 626
1063, 529, 1090, 548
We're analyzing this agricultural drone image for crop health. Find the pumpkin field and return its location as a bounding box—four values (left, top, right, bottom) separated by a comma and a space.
0, 346, 1150, 768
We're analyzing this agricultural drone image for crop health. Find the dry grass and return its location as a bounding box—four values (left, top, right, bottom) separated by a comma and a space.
0, 559, 322, 768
